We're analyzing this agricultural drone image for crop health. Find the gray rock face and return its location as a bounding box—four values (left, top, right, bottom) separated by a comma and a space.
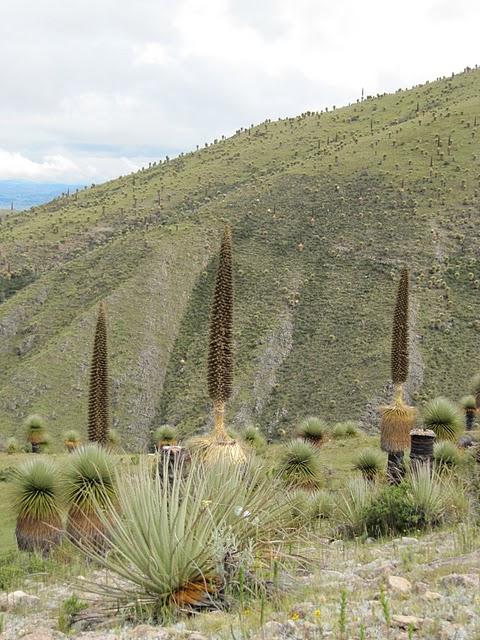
0, 590, 41, 611
439, 574, 480, 589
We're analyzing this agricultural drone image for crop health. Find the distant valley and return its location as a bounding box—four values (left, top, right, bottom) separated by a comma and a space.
0, 180, 85, 210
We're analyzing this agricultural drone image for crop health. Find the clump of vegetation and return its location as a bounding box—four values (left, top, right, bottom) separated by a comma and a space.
338, 468, 463, 538
332, 421, 359, 439
25, 414, 48, 454
87, 302, 110, 447
57, 595, 88, 633
332, 423, 348, 439
11, 459, 63, 553
74, 459, 290, 618
277, 440, 322, 489
64, 430, 81, 453
460, 395, 476, 431
423, 397, 463, 441
380, 269, 416, 483
6, 437, 19, 455
297, 417, 329, 447
336, 478, 372, 536
434, 441, 461, 469
107, 428, 120, 451
308, 489, 335, 521
353, 449, 385, 481
64, 444, 116, 551
241, 425, 266, 450
153, 425, 177, 449
471, 374, 480, 410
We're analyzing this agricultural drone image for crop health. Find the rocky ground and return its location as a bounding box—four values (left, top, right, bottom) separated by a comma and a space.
0, 527, 479, 640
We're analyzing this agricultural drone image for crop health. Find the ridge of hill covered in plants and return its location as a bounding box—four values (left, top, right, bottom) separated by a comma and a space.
0, 67, 479, 449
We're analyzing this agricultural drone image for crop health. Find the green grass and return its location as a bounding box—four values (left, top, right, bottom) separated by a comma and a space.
0, 69, 479, 446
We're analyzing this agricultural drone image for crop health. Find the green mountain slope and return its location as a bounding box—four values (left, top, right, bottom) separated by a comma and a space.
0, 67, 479, 448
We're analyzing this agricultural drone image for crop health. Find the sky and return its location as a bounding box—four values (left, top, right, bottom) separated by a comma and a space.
0, 0, 479, 184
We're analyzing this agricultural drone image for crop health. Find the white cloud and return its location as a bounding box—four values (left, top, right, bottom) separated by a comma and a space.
0, 0, 479, 181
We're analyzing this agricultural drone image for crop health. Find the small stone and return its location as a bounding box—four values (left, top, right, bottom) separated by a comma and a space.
20, 635, 57, 640
387, 576, 412, 593
400, 537, 418, 545
413, 581, 429, 594
187, 634, 208, 640
392, 615, 424, 630
253, 621, 286, 640
424, 590, 442, 601
440, 573, 480, 589
289, 601, 315, 618
0, 590, 40, 611
129, 624, 171, 639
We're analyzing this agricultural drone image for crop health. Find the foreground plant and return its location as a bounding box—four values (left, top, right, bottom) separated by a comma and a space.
64, 444, 116, 550
297, 417, 328, 447
380, 269, 416, 483
278, 440, 322, 489
423, 397, 463, 441
200, 226, 245, 463
87, 302, 110, 447
73, 459, 290, 617
11, 459, 63, 553
25, 414, 48, 454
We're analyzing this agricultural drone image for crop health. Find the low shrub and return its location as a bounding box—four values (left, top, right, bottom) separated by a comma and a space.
434, 441, 461, 469
332, 421, 359, 439
338, 468, 462, 538
336, 478, 373, 536
423, 397, 463, 441
353, 449, 385, 480
63, 430, 81, 453
309, 489, 335, 521
241, 426, 266, 450
296, 417, 328, 447
58, 595, 88, 633
6, 437, 19, 455
153, 425, 177, 449
277, 440, 322, 489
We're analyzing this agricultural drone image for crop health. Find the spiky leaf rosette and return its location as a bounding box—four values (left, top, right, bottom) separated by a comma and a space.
87, 302, 110, 447
423, 397, 463, 442
460, 395, 476, 412
391, 268, 409, 389
352, 448, 385, 480
11, 459, 63, 553
207, 227, 233, 416
25, 414, 47, 445
471, 374, 480, 410
64, 444, 116, 550
297, 417, 328, 447
278, 440, 322, 489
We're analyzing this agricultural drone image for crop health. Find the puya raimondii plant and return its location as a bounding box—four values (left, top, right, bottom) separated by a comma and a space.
87, 301, 110, 447
380, 269, 416, 483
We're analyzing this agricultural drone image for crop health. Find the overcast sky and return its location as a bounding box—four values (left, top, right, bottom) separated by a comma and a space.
0, 0, 478, 183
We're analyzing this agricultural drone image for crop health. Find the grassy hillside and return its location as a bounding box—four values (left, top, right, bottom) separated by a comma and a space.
0, 67, 479, 448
